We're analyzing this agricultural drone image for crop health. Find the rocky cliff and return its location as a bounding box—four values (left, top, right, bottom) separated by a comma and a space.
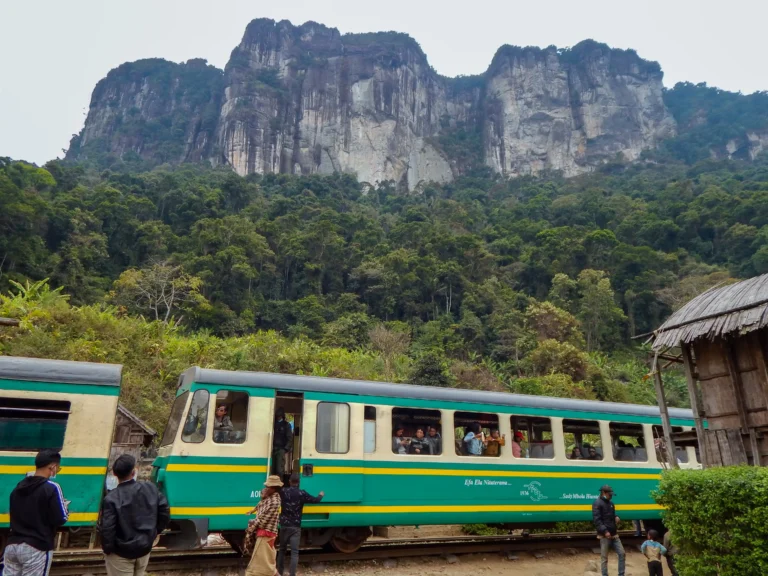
67, 19, 676, 187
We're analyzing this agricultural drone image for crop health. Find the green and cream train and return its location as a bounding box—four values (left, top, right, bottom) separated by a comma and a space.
0, 356, 699, 554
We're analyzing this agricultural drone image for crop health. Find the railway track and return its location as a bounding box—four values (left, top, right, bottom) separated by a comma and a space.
49, 532, 643, 575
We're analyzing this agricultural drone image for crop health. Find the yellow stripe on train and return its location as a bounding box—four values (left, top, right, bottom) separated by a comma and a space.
163, 464, 659, 481
0, 466, 106, 475
166, 464, 268, 473
170, 503, 663, 516
313, 466, 661, 481
0, 512, 99, 523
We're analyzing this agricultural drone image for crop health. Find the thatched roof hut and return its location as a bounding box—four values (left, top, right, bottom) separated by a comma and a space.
651, 273, 768, 468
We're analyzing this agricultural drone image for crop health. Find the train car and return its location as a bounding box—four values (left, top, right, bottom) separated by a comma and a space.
0, 356, 123, 550
154, 367, 698, 552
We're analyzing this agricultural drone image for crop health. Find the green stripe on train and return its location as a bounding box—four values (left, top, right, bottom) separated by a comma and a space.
0, 378, 120, 396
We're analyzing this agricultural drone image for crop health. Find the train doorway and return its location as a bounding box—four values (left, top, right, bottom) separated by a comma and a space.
270, 392, 303, 485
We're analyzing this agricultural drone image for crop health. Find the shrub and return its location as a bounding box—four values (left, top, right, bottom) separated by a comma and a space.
655, 467, 768, 576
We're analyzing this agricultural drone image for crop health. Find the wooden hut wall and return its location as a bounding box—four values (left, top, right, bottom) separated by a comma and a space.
692, 331, 768, 465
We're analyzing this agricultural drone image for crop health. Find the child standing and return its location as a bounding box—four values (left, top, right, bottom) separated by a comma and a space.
640, 529, 667, 576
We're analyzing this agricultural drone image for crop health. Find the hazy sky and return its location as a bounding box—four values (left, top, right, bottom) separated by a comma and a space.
2, 0, 765, 165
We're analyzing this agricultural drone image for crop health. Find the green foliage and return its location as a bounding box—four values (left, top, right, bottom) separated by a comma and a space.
655, 467, 768, 576
409, 351, 455, 388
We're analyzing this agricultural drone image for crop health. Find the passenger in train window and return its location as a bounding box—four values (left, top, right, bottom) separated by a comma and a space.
408, 428, 431, 454
214, 405, 233, 431
426, 426, 442, 455
392, 426, 409, 455
484, 429, 505, 457
587, 447, 601, 460
463, 423, 485, 456
511, 431, 524, 458
570, 446, 584, 459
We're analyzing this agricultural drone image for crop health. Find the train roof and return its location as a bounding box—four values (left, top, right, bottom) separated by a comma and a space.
181, 367, 694, 421
0, 356, 122, 387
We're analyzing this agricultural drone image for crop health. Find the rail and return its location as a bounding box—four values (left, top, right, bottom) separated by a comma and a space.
49, 531, 643, 575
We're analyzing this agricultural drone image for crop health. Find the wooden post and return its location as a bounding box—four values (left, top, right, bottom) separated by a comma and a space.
652, 352, 678, 469
724, 342, 750, 433
681, 342, 709, 468
0, 317, 20, 327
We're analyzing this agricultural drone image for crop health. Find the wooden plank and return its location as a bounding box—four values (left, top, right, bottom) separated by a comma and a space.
716, 430, 733, 466
750, 429, 761, 466
652, 353, 678, 469
681, 343, 709, 468
753, 331, 768, 411
704, 431, 721, 467
725, 341, 750, 433
727, 429, 749, 465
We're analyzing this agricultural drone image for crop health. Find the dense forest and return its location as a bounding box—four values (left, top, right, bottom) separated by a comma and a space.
7, 139, 768, 426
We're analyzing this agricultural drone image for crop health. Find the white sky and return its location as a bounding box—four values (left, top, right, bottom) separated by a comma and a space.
2, 0, 766, 165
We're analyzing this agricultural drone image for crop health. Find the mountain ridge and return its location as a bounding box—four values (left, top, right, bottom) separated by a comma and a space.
66, 18, 768, 186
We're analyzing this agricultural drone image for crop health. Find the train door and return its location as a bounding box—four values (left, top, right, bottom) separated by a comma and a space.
270, 392, 304, 485
299, 400, 363, 502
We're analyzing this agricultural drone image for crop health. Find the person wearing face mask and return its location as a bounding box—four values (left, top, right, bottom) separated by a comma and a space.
4, 449, 68, 576
99, 454, 170, 576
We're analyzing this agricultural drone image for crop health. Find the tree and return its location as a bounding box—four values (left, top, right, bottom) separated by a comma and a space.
369, 325, 410, 380
109, 261, 208, 323
576, 269, 626, 351
409, 351, 454, 388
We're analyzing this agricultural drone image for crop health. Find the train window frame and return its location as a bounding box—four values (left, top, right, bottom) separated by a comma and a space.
364, 406, 376, 454
609, 422, 648, 462
454, 411, 502, 457
0, 397, 71, 452
181, 389, 210, 444
212, 390, 249, 445
563, 419, 604, 461
652, 425, 689, 464
160, 391, 189, 446
315, 402, 350, 454
510, 415, 554, 460
391, 407, 443, 456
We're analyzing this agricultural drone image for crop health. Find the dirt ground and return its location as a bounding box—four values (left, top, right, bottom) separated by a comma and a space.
156, 547, 670, 576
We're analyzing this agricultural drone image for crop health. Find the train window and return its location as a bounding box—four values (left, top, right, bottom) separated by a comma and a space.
364, 406, 376, 454
316, 402, 350, 454
392, 407, 442, 455
0, 397, 70, 451
161, 392, 189, 446
563, 419, 603, 460
213, 391, 248, 444
181, 390, 210, 443
510, 416, 553, 459
651, 425, 689, 463
609, 423, 647, 462
454, 411, 501, 457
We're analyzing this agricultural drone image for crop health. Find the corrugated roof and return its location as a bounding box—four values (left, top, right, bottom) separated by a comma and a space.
652, 273, 768, 350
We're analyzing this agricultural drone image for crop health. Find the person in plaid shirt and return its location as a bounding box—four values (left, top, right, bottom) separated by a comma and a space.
245, 475, 283, 576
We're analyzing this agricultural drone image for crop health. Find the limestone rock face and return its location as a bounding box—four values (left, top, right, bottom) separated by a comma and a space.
68, 19, 677, 188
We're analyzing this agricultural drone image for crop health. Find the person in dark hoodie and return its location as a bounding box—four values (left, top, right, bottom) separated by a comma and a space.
4, 449, 68, 576
99, 454, 170, 576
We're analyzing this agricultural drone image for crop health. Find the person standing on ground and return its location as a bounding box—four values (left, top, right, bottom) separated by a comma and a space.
640, 529, 667, 576
245, 475, 283, 576
662, 528, 679, 576
592, 485, 625, 576
277, 474, 324, 576
4, 449, 68, 576
100, 454, 170, 576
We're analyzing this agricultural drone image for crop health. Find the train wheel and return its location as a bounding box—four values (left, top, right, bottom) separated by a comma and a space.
329, 527, 371, 554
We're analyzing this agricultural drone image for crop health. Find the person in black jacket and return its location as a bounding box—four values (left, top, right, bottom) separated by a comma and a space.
272, 408, 293, 476
4, 449, 68, 576
100, 454, 170, 576
277, 474, 324, 576
592, 485, 625, 576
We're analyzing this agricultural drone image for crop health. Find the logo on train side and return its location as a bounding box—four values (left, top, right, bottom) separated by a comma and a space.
521, 481, 547, 502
